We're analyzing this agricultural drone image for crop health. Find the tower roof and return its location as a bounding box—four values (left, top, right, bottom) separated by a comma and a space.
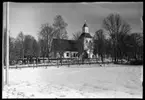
83, 20, 88, 27
79, 33, 92, 39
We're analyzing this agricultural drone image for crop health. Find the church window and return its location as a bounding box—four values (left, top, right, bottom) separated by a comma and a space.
86, 40, 88, 43
66, 53, 69, 57
76, 53, 78, 57
73, 53, 75, 57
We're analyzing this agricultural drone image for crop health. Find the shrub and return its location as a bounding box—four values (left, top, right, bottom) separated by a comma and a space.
130, 60, 143, 65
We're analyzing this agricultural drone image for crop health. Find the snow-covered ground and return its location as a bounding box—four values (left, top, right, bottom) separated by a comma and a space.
2, 64, 143, 98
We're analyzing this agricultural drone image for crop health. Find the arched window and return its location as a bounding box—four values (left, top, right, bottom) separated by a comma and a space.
89, 40, 92, 44
66, 53, 69, 57
86, 40, 88, 43
73, 53, 74, 57
76, 53, 78, 57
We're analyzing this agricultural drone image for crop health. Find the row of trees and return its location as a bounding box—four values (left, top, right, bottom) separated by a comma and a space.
4, 15, 68, 65
99, 14, 143, 63
4, 31, 40, 65
4, 13, 143, 65
72, 13, 143, 63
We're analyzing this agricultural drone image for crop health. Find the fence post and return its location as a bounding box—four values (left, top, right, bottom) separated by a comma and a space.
67, 58, 70, 67
36, 58, 37, 68
61, 57, 62, 66
89, 58, 90, 65
57, 58, 59, 68
79, 57, 80, 65
33, 59, 34, 69
81, 58, 83, 65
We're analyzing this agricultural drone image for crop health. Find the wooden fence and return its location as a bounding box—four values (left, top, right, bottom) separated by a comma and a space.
7, 58, 112, 69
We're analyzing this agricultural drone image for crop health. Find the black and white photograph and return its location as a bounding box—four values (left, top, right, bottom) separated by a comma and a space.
2, 2, 143, 98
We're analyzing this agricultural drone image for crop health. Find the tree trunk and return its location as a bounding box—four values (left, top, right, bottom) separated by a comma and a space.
127, 56, 130, 63
22, 41, 24, 65
43, 56, 45, 63
60, 52, 63, 66
96, 55, 98, 63
47, 52, 49, 63
101, 54, 104, 63
114, 48, 117, 63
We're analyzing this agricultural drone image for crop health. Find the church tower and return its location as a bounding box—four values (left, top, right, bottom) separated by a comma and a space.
78, 20, 94, 58
82, 20, 89, 33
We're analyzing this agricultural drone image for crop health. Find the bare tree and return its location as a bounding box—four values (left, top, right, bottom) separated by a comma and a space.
125, 33, 143, 61
38, 23, 54, 61
102, 13, 131, 62
52, 15, 69, 60
22, 35, 40, 64
16, 31, 25, 62
32, 39, 40, 58
72, 31, 82, 40
53, 15, 68, 39
93, 29, 106, 62
24, 35, 34, 57
9, 36, 17, 64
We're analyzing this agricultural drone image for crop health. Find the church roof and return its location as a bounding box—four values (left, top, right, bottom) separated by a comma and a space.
51, 39, 80, 52
83, 20, 88, 27
83, 23, 88, 27
79, 33, 92, 39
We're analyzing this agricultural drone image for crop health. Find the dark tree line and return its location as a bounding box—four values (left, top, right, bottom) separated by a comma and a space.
92, 13, 143, 64
4, 14, 143, 65
5, 32, 40, 65
3, 15, 68, 65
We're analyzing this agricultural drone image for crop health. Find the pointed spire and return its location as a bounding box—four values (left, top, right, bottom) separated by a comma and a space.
83, 20, 88, 27
82, 20, 89, 33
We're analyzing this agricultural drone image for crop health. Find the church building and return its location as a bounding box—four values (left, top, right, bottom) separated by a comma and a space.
51, 21, 94, 59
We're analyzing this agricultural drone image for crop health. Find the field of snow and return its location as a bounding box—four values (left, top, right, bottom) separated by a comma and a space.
2, 64, 143, 98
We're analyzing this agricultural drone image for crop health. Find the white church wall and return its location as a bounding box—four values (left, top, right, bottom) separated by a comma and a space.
63, 51, 78, 58
83, 27, 89, 33
63, 51, 70, 58
84, 37, 93, 50
71, 52, 78, 58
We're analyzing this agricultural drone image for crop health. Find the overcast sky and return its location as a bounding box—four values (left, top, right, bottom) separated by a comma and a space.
3, 2, 143, 40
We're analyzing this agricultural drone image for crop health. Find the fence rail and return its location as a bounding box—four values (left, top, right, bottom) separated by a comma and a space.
7, 58, 113, 69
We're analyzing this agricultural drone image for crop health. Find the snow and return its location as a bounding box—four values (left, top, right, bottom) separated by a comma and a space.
2, 64, 143, 98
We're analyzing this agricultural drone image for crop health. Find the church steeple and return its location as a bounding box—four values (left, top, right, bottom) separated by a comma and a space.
82, 20, 89, 33
83, 20, 88, 27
